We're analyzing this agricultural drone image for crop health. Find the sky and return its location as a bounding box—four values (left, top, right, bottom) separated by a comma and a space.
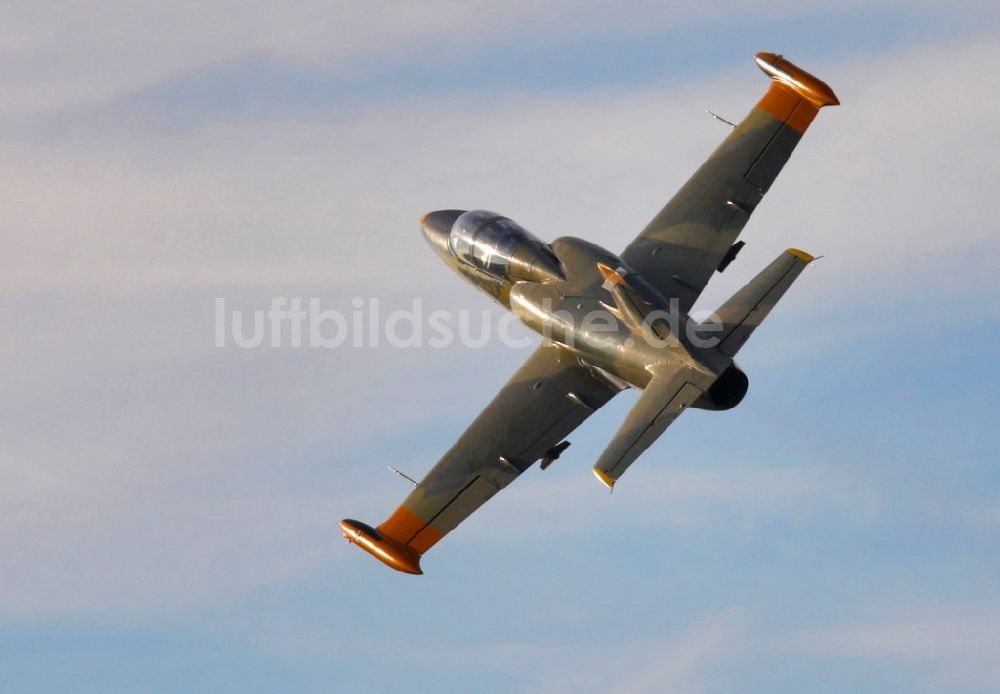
2, 2, 999, 692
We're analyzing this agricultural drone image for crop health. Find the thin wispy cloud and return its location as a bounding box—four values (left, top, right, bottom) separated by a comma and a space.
2, 3, 998, 692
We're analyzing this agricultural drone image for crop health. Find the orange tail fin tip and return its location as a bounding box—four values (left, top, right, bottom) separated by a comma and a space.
597, 262, 626, 286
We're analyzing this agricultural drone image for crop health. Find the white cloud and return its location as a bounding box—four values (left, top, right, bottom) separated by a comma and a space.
775, 602, 1000, 689
2, 8, 998, 626
520, 612, 744, 694
6, 33, 999, 310
7, 0, 962, 121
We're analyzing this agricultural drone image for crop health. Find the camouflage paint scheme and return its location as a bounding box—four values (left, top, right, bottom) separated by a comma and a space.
341, 53, 838, 574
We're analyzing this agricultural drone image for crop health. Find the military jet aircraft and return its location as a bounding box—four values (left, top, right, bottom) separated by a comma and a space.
341, 52, 838, 574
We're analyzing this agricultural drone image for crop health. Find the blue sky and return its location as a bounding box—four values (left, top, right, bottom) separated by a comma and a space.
2, 2, 999, 692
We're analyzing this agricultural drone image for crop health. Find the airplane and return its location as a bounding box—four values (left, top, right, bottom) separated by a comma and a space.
341, 52, 839, 574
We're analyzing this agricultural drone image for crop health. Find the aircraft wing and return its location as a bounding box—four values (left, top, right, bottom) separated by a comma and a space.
620, 52, 838, 313
341, 342, 622, 573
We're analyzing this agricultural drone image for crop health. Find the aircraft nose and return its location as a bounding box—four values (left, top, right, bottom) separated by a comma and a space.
419, 209, 464, 253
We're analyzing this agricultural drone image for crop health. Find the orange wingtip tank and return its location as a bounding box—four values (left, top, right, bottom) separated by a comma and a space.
755, 52, 840, 108
340, 518, 423, 574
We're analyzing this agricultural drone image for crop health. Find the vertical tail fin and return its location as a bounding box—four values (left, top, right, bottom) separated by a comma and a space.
709, 248, 814, 357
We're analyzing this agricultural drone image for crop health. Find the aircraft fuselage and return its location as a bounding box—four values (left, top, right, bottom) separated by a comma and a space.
420, 210, 728, 390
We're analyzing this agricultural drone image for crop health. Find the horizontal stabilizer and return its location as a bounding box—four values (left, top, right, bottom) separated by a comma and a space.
707, 248, 813, 357
592, 366, 710, 488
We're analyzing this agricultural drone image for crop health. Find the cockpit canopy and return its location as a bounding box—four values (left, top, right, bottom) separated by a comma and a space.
448, 210, 563, 284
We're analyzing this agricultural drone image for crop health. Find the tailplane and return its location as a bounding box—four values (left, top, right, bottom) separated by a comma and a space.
591, 364, 713, 488
706, 248, 814, 357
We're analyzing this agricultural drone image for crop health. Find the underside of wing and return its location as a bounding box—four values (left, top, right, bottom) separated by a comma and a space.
620, 52, 838, 313
341, 342, 622, 573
